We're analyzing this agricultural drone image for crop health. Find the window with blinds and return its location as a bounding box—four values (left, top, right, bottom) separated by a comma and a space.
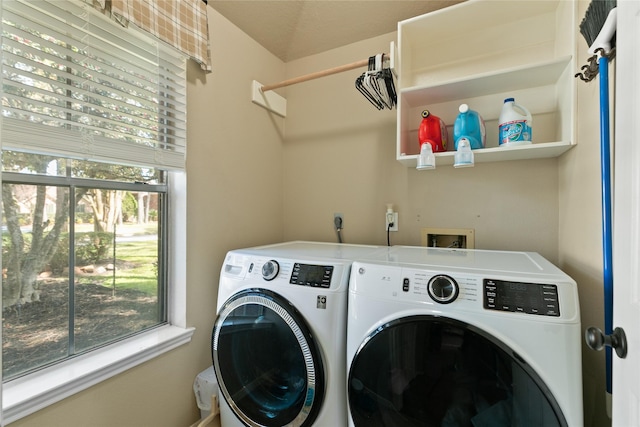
1, 0, 187, 170
1, 0, 186, 383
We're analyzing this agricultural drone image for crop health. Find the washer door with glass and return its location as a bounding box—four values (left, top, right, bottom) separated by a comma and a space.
212, 289, 324, 427
348, 315, 567, 427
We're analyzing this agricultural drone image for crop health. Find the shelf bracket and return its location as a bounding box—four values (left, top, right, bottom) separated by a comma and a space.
251, 80, 287, 117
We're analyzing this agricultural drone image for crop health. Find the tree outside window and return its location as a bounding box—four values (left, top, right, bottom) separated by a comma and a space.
2, 153, 167, 379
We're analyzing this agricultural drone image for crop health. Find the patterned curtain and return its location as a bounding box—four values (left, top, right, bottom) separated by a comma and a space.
110, 0, 212, 72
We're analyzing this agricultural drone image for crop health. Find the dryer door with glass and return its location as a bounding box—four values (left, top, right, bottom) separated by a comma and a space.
348, 315, 567, 427
212, 288, 324, 427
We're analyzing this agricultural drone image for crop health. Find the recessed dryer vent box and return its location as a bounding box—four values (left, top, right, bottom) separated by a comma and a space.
421, 228, 475, 249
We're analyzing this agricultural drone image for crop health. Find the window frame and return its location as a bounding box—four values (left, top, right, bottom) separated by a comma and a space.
1, 170, 192, 424
0, 0, 193, 420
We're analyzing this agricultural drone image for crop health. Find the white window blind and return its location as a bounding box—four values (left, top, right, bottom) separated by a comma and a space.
1, 0, 187, 170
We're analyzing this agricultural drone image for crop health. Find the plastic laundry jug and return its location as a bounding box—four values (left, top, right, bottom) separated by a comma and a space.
498, 98, 532, 146
453, 104, 486, 150
418, 110, 447, 153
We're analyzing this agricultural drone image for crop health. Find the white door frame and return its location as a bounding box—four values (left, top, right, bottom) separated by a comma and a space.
612, 1, 640, 425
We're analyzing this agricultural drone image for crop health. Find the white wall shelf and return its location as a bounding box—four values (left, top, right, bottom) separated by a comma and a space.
399, 141, 574, 168
400, 57, 572, 108
396, 0, 576, 168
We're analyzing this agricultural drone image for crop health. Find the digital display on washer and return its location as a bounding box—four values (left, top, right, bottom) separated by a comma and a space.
483, 279, 560, 317
290, 263, 333, 288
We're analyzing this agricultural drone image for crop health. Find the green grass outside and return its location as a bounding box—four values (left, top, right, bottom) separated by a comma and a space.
76, 223, 159, 295
113, 240, 158, 294
74, 222, 158, 236
2, 223, 160, 295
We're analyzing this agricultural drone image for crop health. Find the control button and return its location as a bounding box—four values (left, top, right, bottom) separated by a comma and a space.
262, 260, 280, 281
427, 275, 459, 304
402, 278, 410, 292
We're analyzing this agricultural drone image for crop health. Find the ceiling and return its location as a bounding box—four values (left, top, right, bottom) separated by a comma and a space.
208, 1, 464, 62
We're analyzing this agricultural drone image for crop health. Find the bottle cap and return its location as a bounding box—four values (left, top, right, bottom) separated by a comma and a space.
416, 143, 435, 170
504, 97, 515, 103
459, 104, 469, 113
454, 139, 474, 168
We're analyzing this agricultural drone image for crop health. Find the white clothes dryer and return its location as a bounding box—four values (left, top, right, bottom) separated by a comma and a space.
347, 246, 583, 427
212, 241, 384, 427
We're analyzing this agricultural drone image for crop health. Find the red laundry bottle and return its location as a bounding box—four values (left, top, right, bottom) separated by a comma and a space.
418, 110, 447, 153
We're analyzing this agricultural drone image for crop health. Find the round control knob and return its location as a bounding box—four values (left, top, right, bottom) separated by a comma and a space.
427, 275, 459, 304
262, 260, 279, 281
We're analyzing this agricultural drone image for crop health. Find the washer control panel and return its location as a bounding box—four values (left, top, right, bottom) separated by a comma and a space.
400, 271, 478, 303
483, 279, 560, 317
290, 263, 334, 288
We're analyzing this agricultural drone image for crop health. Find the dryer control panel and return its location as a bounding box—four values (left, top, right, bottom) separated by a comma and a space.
483, 279, 560, 317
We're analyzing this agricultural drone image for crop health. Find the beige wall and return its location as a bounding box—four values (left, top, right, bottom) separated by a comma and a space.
282, 34, 559, 267
11, 8, 286, 427
12, 1, 609, 426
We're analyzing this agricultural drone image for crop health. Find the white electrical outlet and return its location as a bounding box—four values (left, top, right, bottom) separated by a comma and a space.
385, 212, 398, 232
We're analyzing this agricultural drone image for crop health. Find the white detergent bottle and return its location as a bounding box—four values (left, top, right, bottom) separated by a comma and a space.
498, 98, 532, 146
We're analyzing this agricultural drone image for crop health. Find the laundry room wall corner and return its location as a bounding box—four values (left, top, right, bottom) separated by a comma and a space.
185, 4, 288, 424
558, 0, 611, 426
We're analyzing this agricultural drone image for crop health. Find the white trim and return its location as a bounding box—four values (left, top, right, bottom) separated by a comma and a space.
168, 171, 188, 328
612, 0, 640, 422
2, 325, 194, 424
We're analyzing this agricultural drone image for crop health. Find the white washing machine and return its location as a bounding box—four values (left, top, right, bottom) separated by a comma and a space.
346, 246, 583, 427
212, 241, 384, 427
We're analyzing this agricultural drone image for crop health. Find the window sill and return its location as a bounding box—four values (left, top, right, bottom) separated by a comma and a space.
2, 324, 195, 424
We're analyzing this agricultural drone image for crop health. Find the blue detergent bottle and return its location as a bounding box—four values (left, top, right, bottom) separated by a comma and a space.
453, 104, 486, 150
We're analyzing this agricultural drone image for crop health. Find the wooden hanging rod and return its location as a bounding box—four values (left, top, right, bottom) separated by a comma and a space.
252, 43, 396, 117
261, 55, 386, 92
